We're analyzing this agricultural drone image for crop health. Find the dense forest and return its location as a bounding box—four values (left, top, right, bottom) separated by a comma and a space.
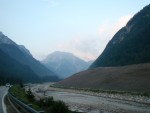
91, 4, 150, 68
0, 49, 40, 85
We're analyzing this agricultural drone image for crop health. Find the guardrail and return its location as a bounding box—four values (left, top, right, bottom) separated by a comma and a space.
8, 88, 44, 113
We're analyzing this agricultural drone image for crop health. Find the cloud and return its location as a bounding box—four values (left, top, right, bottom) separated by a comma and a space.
56, 35, 99, 61
96, 14, 133, 54
118, 15, 133, 27
55, 15, 133, 61
47, 14, 133, 62
99, 14, 133, 38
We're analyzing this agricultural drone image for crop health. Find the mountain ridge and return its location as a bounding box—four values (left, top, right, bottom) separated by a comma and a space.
0, 32, 60, 83
55, 4, 150, 92
42, 51, 92, 78
91, 4, 150, 68
0, 48, 40, 84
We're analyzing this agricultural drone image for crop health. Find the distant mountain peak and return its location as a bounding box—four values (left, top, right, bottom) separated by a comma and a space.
19, 45, 32, 56
0, 32, 16, 45
0, 32, 33, 56
44, 51, 78, 63
51, 51, 74, 56
42, 51, 92, 78
0, 32, 59, 81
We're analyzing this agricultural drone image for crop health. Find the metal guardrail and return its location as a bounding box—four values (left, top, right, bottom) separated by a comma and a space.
8, 88, 44, 113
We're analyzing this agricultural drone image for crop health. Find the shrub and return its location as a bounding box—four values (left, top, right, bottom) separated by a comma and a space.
26, 87, 35, 102
46, 100, 69, 113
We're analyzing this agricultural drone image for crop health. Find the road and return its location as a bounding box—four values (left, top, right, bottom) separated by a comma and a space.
0, 86, 8, 113
30, 84, 150, 113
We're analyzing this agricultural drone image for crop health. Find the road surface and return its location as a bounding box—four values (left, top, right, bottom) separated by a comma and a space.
0, 86, 8, 113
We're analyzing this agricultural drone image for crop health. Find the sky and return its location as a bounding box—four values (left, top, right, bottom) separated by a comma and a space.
0, 0, 150, 61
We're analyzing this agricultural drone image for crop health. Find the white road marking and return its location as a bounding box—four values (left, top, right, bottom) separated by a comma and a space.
2, 90, 7, 113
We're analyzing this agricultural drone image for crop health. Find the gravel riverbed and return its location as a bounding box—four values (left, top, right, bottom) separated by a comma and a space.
30, 84, 150, 113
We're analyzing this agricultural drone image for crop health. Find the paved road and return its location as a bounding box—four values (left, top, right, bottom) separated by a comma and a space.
0, 86, 8, 113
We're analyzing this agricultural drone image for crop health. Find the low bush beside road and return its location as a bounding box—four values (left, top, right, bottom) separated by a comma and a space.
10, 85, 41, 111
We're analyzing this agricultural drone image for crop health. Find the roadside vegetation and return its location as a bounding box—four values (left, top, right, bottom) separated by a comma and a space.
51, 85, 150, 97
10, 85, 41, 111
10, 85, 80, 113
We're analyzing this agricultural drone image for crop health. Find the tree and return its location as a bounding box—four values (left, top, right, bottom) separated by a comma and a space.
26, 87, 35, 101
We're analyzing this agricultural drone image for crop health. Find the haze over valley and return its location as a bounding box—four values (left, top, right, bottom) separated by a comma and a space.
0, 1, 150, 113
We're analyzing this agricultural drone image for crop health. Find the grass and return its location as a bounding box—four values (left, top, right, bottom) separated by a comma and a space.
10, 85, 41, 111
10, 85, 81, 113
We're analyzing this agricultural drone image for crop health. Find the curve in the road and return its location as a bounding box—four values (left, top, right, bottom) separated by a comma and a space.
0, 86, 8, 113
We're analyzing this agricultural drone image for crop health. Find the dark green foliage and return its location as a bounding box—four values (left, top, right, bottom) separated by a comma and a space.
0, 49, 40, 84
143, 92, 150, 97
0, 76, 22, 85
47, 100, 69, 113
0, 43, 58, 79
26, 88, 35, 102
0, 32, 60, 83
11, 85, 29, 104
38, 97, 54, 108
91, 4, 150, 68
11, 85, 41, 110
37, 97, 69, 113
11, 85, 79, 113
0, 42, 60, 83
20, 82, 24, 88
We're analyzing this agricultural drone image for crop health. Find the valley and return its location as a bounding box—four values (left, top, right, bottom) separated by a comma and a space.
0, 2, 150, 113
30, 83, 150, 113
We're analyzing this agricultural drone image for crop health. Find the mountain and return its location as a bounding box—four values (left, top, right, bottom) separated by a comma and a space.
0, 32, 60, 82
42, 51, 92, 78
0, 48, 40, 84
0, 32, 31, 56
19, 45, 32, 56
87, 60, 94, 66
55, 4, 150, 92
91, 4, 150, 68
55, 63, 150, 92
0, 32, 16, 45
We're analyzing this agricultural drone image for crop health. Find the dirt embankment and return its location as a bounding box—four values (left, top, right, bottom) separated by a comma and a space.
55, 63, 150, 93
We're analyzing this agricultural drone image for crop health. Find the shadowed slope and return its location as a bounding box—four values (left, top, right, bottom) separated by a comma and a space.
91, 4, 150, 68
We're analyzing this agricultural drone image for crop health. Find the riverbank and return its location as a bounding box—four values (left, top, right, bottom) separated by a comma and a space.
30, 83, 150, 113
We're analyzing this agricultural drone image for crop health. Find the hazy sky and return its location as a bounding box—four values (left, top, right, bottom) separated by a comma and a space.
0, 0, 150, 61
